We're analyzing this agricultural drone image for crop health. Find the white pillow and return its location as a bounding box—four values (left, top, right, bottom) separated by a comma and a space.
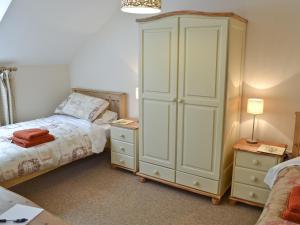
93, 110, 118, 125
54, 93, 109, 122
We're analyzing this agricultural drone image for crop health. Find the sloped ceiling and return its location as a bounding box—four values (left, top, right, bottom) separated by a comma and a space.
0, 0, 120, 64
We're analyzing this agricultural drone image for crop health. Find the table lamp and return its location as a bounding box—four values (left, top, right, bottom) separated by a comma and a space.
247, 98, 264, 144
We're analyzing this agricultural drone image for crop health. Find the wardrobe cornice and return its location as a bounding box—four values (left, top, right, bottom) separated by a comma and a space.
136, 10, 248, 23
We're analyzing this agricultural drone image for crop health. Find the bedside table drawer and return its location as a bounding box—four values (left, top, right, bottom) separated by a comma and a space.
236, 151, 278, 171
111, 140, 134, 156
111, 152, 134, 169
234, 167, 269, 189
111, 127, 134, 143
140, 161, 175, 182
232, 183, 270, 205
176, 171, 218, 194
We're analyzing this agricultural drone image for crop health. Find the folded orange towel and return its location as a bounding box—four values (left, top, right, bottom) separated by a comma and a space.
291, 186, 300, 196
282, 209, 300, 224
13, 128, 49, 141
286, 186, 300, 213
12, 134, 55, 148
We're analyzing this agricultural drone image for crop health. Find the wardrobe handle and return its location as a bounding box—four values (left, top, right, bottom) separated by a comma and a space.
178, 99, 184, 103
171, 98, 177, 102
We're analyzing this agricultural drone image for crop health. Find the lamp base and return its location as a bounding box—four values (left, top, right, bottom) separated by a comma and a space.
246, 138, 258, 144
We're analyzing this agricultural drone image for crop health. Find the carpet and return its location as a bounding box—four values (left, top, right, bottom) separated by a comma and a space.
11, 151, 262, 225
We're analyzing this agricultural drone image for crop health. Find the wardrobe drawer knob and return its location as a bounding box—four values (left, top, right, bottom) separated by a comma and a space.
250, 176, 257, 182
120, 134, 125, 138
249, 192, 255, 198
193, 181, 199, 186
120, 147, 125, 151
252, 159, 259, 165
153, 170, 159, 175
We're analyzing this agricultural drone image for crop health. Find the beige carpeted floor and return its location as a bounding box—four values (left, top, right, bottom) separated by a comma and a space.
11, 151, 262, 225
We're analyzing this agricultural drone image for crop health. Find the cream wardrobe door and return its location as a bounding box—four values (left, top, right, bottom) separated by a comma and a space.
176, 17, 228, 179
139, 17, 178, 169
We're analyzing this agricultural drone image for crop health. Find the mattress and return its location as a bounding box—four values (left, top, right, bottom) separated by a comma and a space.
0, 115, 108, 183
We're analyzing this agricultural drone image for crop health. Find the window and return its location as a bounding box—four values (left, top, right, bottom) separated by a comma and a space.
0, 0, 12, 22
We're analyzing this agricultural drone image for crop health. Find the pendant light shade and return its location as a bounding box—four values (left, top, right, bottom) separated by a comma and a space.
121, 0, 161, 14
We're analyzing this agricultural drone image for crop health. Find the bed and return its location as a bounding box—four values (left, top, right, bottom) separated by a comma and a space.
256, 112, 300, 225
0, 88, 127, 188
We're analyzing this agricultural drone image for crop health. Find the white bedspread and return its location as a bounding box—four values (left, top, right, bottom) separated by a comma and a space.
264, 156, 300, 188
0, 115, 107, 182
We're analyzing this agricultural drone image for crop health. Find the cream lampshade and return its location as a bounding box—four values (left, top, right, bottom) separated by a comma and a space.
247, 98, 264, 144
121, 0, 161, 14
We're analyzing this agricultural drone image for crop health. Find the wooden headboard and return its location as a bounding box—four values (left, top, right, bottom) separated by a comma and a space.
72, 88, 127, 119
293, 112, 300, 157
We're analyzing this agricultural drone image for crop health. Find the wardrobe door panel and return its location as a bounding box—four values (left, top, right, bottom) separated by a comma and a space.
139, 100, 176, 168
177, 17, 228, 180
140, 17, 178, 101
185, 28, 219, 98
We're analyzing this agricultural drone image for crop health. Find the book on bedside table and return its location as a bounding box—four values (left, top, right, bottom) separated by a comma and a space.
257, 144, 286, 156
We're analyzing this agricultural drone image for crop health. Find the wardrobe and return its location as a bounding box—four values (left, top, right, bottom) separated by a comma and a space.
137, 11, 247, 204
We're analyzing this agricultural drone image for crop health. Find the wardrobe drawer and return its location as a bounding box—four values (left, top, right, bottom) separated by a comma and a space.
234, 167, 269, 189
176, 171, 219, 194
111, 139, 134, 156
111, 152, 134, 170
111, 127, 134, 143
232, 183, 270, 205
140, 161, 175, 182
236, 151, 278, 171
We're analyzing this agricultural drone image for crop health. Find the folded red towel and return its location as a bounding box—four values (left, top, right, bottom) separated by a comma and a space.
287, 186, 300, 213
282, 209, 300, 224
12, 134, 55, 148
13, 129, 49, 141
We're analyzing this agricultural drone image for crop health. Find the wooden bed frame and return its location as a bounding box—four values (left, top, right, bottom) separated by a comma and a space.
293, 112, 300, 157
1, 88, 127, 188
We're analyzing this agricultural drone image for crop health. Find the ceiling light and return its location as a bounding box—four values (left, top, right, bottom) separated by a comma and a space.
121, 0, 161, 14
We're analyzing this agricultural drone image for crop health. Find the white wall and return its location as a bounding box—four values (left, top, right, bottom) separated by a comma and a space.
70, 11, 139, 118
70, 0, 300, 149
13, 65, 70, 122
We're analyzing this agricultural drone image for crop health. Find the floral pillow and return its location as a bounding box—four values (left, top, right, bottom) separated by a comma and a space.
93, 110, 118, 125
54, 93, 109, 122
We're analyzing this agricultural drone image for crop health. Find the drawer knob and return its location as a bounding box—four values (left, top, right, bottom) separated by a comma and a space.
250, 176, 257, 182
120, 134, 125, 138
120, 147, 125, 151
119, 159, 125, 164
249, 192, 255, 198
252, 159, 259, 165
153, 170, 159, 175
193, 181, 200, 186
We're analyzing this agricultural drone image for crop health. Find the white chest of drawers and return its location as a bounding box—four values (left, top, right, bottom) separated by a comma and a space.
229, 139, 286, 207
110, 121, 139, 173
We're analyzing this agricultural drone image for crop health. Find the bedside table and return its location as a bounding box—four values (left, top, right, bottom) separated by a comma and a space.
110, 120, 139, 173
229, 139, 287, 207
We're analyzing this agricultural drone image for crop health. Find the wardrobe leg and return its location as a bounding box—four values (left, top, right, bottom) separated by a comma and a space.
228, 199, 237, 206
139, 177, 147, 183
211, 198, 221, 205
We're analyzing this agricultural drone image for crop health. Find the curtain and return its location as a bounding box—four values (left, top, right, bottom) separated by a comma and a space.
0, 70, 14, 125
